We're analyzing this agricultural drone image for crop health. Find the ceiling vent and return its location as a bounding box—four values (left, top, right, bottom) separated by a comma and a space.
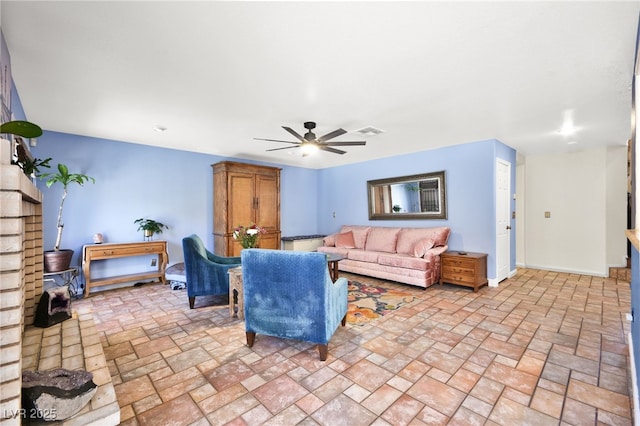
354, 126, 385, 136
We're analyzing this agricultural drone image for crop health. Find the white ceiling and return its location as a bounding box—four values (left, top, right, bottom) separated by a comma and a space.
2, 1, 639, 169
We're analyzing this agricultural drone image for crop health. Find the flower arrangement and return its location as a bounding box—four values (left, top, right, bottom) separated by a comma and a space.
233, 224, 266, 248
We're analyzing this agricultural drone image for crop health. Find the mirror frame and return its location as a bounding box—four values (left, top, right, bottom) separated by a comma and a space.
367, 171, 447, 220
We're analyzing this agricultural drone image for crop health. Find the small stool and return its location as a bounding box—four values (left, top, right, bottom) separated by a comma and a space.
165, 263, 186, 290
228, 266, 243, 319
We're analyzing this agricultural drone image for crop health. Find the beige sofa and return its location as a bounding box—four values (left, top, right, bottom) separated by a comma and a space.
317, 225, 450, 288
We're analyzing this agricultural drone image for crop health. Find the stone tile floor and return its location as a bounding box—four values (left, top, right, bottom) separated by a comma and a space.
73, 268, 633, 425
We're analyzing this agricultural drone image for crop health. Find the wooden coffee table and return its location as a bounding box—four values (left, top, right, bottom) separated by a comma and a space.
325, 253, 344, 282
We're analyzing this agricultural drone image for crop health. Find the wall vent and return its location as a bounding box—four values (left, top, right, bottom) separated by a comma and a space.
354, 126, 385, 136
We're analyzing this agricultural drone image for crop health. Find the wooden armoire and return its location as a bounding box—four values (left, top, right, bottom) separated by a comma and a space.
212, 161, 281, 257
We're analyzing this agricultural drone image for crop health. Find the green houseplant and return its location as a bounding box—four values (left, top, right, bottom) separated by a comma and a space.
41, 163, 95, 272
17, 156, 51, 177
134, 218, 168, 240
233, 224, 266, 248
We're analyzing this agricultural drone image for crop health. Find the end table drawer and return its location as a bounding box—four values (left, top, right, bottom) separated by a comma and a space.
87, 243, 166, 259
442, 265, 475, 277
442, 257, 476, 269
444, 273, 476, 284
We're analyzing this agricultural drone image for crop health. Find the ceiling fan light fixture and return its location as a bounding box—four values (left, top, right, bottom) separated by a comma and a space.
256, 121, 366, 156
300, 141, 319, 156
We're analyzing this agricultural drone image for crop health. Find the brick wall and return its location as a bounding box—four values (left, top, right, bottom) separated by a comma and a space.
0, 140, 43, 425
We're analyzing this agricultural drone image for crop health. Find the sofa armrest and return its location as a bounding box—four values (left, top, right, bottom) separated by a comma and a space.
426, 245, 448, 257
323, 234, 337, 247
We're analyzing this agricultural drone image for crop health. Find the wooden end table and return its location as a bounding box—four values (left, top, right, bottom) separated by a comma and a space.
440, 251, 488, 292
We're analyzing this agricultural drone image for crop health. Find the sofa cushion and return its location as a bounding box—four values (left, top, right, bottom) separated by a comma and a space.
340, 226, 371, 249
347, 249, 381, 263
378, 253, 429, 271
335, 231, 356, 248
396, 227, 450, 255
317, 246, 351, 257
364, 227, 401, 253
412, 238, 435, 258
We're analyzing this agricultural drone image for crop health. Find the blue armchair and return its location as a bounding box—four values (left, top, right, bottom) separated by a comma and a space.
241, 249, 348, 361
182, 234, 241, 309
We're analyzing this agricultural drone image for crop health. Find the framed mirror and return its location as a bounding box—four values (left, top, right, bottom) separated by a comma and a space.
367, 171, 447, 220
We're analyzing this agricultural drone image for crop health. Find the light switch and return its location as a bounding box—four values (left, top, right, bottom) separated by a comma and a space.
544, 211, 551, 218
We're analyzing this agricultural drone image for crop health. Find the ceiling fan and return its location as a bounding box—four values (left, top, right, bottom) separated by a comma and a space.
254, 122, 366, 156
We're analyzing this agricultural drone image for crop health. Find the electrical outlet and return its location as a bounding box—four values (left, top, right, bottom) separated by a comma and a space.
544, 211, 551, 218
151, 259, 157, 267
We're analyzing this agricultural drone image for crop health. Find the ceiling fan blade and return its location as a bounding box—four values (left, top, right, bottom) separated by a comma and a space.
317, 128, 347, 143
324, 141, 367, 146
266, 146, 300, 152
254, 137, 300, 145
319, 146, 346, 155
282, 126, 306, 142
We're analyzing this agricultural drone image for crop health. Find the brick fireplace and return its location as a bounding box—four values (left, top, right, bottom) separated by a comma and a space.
0, 139, 44, 425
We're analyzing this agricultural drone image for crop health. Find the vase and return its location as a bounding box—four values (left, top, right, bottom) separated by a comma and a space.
44, 249, 74, 273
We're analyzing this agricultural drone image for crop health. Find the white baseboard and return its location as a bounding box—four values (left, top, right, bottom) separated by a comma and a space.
517, 263, 607, 277
488, 269, 517, 288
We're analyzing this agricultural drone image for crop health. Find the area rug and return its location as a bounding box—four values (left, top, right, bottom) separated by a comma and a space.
347, 281, 416, 326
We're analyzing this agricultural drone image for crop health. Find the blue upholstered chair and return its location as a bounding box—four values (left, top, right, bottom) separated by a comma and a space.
241, 249, 348, 361
182, 234, 241, 309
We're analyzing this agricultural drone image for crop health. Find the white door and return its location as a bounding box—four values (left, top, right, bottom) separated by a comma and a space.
496, 159, 511, 283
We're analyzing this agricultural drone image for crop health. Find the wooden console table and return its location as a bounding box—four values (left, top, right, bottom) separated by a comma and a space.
82, 241, 168, 296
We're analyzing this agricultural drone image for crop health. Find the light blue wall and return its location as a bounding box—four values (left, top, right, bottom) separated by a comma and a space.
317, 139, 517, 279
31, 133, 515, 283
29, 132, 320, 279
632, 247, 640, 390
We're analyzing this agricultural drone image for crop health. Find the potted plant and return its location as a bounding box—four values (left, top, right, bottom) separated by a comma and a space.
16, 156, 51, 178
392, 204, 402, 213
41, 163, 95, 272
134, 218, 168, 241
233, 224, 266, 248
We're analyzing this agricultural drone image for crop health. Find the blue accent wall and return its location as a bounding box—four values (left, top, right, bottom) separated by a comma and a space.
632, 246, 640, 390
29, 132, 320, 278
30, 132, 515, 282
317, 139, 517, 278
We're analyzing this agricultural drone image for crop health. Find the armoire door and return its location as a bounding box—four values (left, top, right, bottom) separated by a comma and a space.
228, 172, 255, 232
255, 174, 279, 232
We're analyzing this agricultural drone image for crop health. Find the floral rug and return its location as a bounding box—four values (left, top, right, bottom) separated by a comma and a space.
347, 281, 416, 326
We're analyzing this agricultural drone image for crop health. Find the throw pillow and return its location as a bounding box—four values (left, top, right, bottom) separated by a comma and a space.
335, 231, 356, 248
412, 238, 435, 258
